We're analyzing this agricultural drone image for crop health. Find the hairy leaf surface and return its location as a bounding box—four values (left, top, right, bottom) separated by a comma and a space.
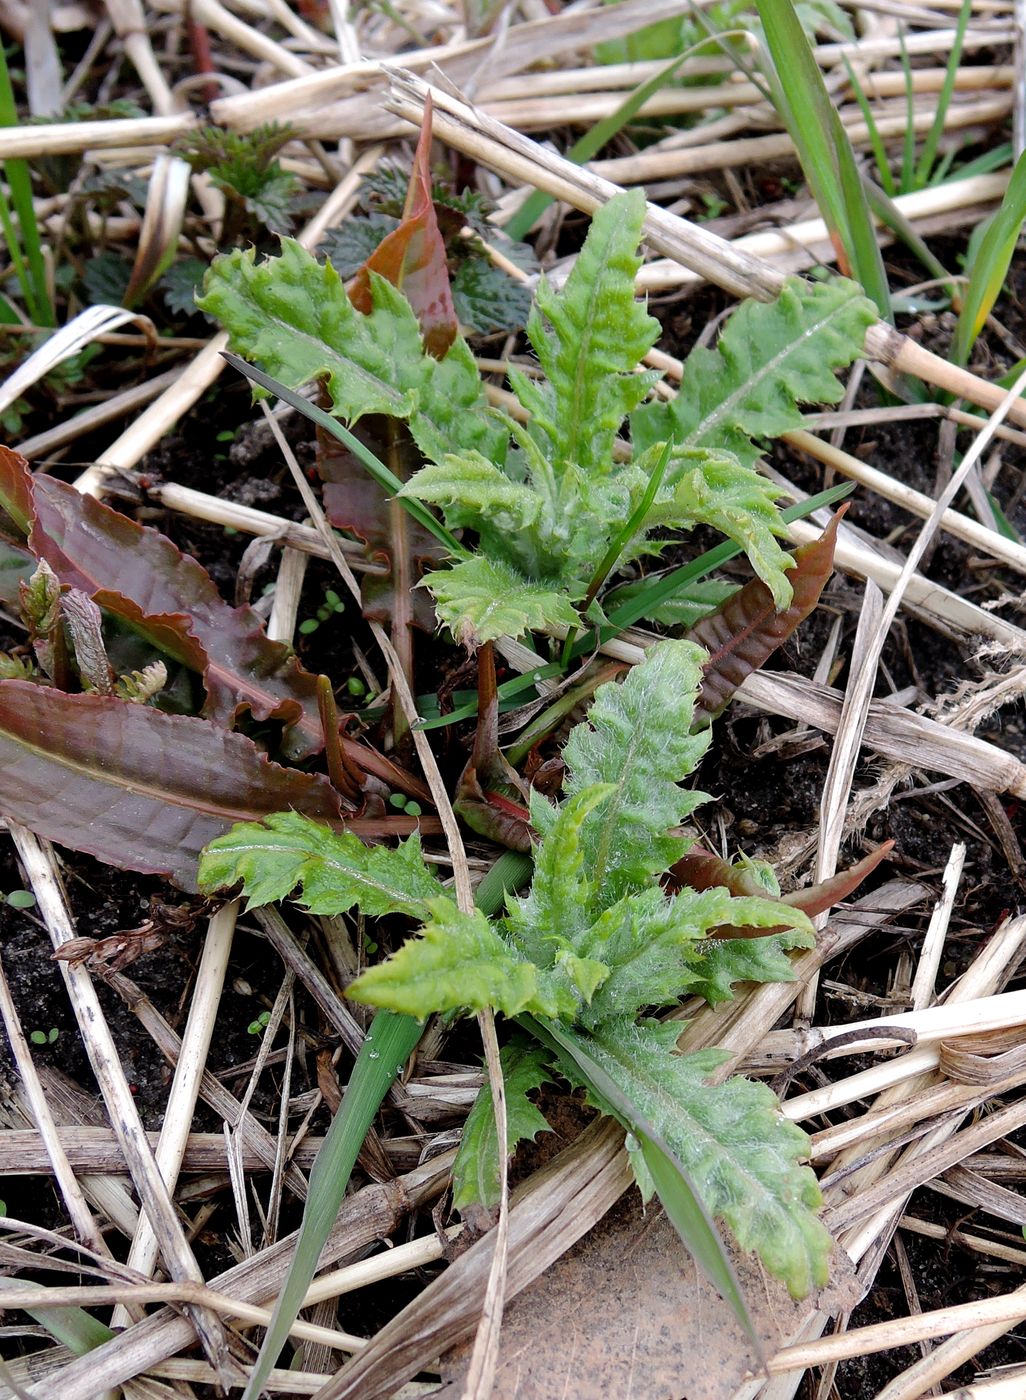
561, 640, 711, 899
423, 554, 580, 647
198, 810, 444, 916
584, 1019, 831, 1298
523, 190, 660, 480
0, 681, 341, 890
451, 1038, 554, 1212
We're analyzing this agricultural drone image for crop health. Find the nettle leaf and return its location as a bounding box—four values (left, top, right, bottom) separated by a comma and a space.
198, 811, 444, 916
585, 1019, 831, 1298
198, 241, 504, 467
452, 1038, 554, 1212
422, 554, 580, 646
347, 898, 548, 1020
649, 448, 794, 609
561, 640, 711, 900
452, 256, 533, 336
632, 276, 875, 471
522, 190, 660, 480
575, 887, 812, 1029
399, 453, 542, 534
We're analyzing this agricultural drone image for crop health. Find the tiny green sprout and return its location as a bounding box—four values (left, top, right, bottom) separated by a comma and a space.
0, 1200, 6, 1216
346, 675, 367, 698
30, 1028, 59, 1046
223, 525, 239, 537
298, 618, 319, 635
216, 429, 236, 442
404, 801, 422, 817
324, 589, 344, 613
247, 1010, 271, 1035
3, 889, 36, 909
388, 792, 408, 810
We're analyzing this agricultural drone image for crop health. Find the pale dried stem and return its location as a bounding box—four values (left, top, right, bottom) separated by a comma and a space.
103, 0, 176, 114
910, 843, 966, 1010
111, 902, 238, 1330
152, 0, 313, 78
6, 824, 236, 1386
47, 1152, 453, 1400
0, 952, 110, 1258
0, 112, 194, 159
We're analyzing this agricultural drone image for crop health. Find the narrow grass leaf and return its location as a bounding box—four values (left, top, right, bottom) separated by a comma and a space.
952, 149, 1026, 367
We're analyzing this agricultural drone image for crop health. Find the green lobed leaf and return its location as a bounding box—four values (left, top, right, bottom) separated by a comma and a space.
347, 897, 552, 1019
452, 255, 533, 335
584, 1018, 831, 1298
648, 448, 794, 609
561, 640, 712, 900
574, 886, 813, 1029
506, 784, 614, 968
452, 1038, 554, 1212
681, 927, 814, 1007
632, 276, 875, 473
198, 240, 505, 467
198, 810, 444, 916
399, 452, 543, 534
422, 553, 581, 646
520, 190, 660, 481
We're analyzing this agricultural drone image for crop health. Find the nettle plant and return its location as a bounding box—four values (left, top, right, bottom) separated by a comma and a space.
202, 639, 829, 1296
199, 188, 876, 645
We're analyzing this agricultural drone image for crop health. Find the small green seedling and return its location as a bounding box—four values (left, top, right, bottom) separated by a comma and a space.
298, 588, 345, 636
29, 1028, 59, 1046
246, 1010, 271, 1036
2, 889, 35, 909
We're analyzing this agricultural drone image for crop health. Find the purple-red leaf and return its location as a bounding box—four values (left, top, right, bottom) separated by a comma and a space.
0, 444, 34, 539
0, 679, 342, 890
348, 95, 457, 359
666, 840, 893, 938
688, 507, 847, 728
27, 472, 325, 756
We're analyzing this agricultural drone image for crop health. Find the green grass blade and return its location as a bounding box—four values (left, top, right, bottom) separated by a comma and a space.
474, 849, 534, 916
222, 352, 465, 557
843, 58, 894, 197
952, 149, 1026, 367
521, 1014, 762, 1360
898, 27, 916, 193
0, 46, 51, 327
862, 177, 952, 288
755, 0, 846, 246
240, 1009, 423, 1400
914, 0, 972, 188
831, 107, 891, 318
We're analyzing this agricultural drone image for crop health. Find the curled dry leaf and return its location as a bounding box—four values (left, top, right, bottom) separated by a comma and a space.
689, 506, 847, 728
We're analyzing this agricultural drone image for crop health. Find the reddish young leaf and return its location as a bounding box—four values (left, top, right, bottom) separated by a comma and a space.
665, 840, 894, 938
688, 507, 847, 729
348, 94, 458, 359
454, 643, 533, 851
0, 445, 34, 539
0, 679, 342, 890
